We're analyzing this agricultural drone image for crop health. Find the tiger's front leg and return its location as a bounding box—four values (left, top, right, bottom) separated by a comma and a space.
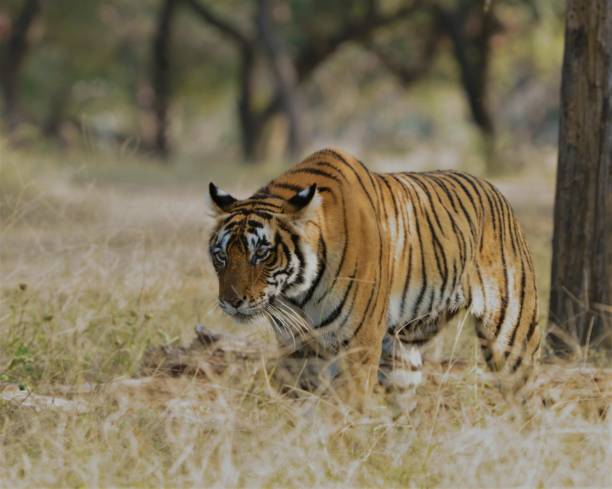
333, 316, 387, 408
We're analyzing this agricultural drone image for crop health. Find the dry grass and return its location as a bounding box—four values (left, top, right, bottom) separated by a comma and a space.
1, 147, 610, 488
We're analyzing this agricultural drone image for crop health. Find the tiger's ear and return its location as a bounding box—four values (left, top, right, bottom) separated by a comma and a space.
285, 184, 320, 215
208, 182, 238, 214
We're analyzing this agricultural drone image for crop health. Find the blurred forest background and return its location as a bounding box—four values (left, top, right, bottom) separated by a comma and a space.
0, 0, 564, 173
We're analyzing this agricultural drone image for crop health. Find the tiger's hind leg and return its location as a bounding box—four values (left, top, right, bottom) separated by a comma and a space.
471, 261, 542, 396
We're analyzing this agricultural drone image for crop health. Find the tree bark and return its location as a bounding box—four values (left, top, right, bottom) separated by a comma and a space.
151, 0, 178, 159
548, 0, 612, 355
256, 0, 303, 158
0, 0, 41, 130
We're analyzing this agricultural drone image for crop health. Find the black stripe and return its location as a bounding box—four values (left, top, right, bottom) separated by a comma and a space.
422, 287, 436, 318
425, 175, 469, 269
336, 278, 360, 332
316, 269, 357, 328
476, 328, 488, 342
487, 185, 509, 339
506, 263, 527, 357
246, 219, 264, 228
481, 184, 500, 244
312, 160, 350, 181
251, 210, 274, 220
504, 202, 520, 257
509, 303, 538, 373
229, 209, 276, 220
347, 192, 386, 342
424, 208, 447, 281
250, 192, 272, 199
355, 158, 380, 198
379, 175, 400, 219
344, 284, 377, 345
324, 149, 378, 213
391, 174, 429, 319
271, 182, 303, 192
474, 264, 486, 318
406, 184, 428, 317
317, 186, 333, 194
435, 174, 478, 238
395, 180, 414, 318
287, 167, 342, 183
449, 260, 459, 297
509, 355, 522, 373
317, 192, 349, 304
497, 192, 521, 262
525, 306, 538, 344
410, 175, 447, 238
232, 200, 283, 210
399, 244, 414, 318
278, 235, 292, 269
428, 174, 459, 213
450, 172, 485, 218
443, 172, 481, 218
298, 235, 327, 307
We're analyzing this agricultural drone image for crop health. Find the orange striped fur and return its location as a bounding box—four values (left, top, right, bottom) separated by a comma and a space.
208, 149, 541, 401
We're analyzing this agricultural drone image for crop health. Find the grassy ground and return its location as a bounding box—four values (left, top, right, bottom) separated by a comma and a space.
0, 146, 610, 487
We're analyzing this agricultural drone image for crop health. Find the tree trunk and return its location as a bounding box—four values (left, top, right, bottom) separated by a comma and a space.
548, 0, 612, 356
42, 83, 70, 140
436, 1, 497, 172
151, 0, 178, 159
237, 47, 260, 162
256, 0, 303, 159
0, 0, 41, 131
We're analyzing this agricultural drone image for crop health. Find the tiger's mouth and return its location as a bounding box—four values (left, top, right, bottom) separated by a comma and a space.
219, 298, 271, 322
231, 310, 259, 322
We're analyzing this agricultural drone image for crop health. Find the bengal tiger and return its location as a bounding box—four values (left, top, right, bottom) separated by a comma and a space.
207, 148, 541, 402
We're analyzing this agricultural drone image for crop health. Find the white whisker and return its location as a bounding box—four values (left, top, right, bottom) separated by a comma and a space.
265, 306, 297, 350
270, 302, 310, 338
273, 302, 309, 336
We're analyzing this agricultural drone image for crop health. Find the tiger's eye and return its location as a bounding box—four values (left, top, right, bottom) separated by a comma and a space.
212, 249, 226, 265
255, 248, 270, 261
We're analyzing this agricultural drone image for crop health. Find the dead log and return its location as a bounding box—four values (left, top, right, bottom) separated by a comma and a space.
0, 385, 90, 413
140, 324, 285, 377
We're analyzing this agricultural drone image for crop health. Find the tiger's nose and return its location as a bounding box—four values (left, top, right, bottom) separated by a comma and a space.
227, 297, 244, 308
221, 295, 246, 309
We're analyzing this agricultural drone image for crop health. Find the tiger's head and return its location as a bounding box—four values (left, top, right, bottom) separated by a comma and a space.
207, 182, 321, 322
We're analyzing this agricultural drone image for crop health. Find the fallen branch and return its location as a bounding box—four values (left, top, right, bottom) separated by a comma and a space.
139, 324, 285, 378
0, 385, 90, 413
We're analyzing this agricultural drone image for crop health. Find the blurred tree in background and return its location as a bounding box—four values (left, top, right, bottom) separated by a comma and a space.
0, 0, 564, 171
0, 0, 41, 130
